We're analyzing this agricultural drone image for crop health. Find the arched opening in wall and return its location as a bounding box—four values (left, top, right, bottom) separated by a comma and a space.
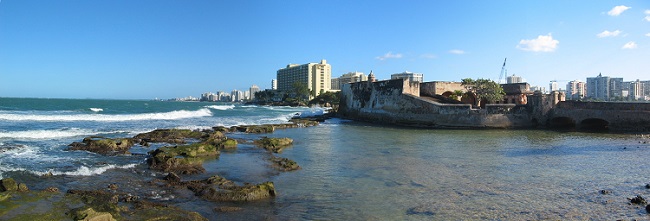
461, 92, 477, 106
441, 91, 453, 98
580, 118, 609, 131
531, 118, 539, 127
549, 117, 576, 129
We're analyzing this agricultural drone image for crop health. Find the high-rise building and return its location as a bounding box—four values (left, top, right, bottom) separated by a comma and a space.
391, 71, 423, 83
566, 80, 586, 100
332, 72, 367, 90
609, 77, 624, 99
271, 79, 277, 90
587, 73, 611, 100
549, 81, 559, 92
276, 59, 332, 98
629, 79, 645, 100
506, 74, 523, 84
249, 85, 260, 100
231, 90, 243, 102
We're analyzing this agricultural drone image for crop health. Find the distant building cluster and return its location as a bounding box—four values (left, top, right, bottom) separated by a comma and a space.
170, 59, 648, 103
584, 73, 648, 101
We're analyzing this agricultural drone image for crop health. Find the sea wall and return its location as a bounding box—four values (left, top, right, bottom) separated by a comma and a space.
339, 79, 532, 128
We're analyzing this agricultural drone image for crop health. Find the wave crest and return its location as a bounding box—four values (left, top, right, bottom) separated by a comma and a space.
204, 105, 235, 110
0, 108, 212, 122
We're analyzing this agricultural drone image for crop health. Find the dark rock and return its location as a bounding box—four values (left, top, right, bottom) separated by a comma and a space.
599, 190, 612, 195
67, 136, 133, 155
165, 172, 182, 183
214, 206, 243, 212
646, 204, 650, 213
254, 137, 293, 153
0, 178, 18, 192
235, 125, 275, 134
645, 184, 650, 189
629, 195, 647, 205
407, 206, 435, 216
133, 129, 205, 144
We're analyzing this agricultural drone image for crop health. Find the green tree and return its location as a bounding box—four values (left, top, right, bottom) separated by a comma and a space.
449, 90, 464, 100
461, 78, 505, 105
308, 91, 340, 107
290, 81, 311, 103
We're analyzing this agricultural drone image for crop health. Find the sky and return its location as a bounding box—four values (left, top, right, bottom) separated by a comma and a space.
1, 0, 649, 99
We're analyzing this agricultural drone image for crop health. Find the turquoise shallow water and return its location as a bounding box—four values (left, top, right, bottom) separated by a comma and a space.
1, 98, 649, 220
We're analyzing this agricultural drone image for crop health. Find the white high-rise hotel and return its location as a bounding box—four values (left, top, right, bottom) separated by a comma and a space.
276, 59, 332, 98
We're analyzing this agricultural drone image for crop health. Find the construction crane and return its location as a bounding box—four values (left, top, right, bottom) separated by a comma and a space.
498, 58, 507, 84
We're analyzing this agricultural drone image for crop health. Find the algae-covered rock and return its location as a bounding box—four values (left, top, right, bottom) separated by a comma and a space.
17, 183, 29, 192
43, 187, 60, 193
134, 129, 206, 144
255, 137, 293, 153
289, 118, 320, 127
220, 138, 238, 149
0, 192, 10, 201
68, 136, 133, 155
234, 125, 275, 134
0, 178, 18, 192
200, 181, 276, 202
270, 156, 300, 171
68, 207, 116, 221
147, 143, 219, 174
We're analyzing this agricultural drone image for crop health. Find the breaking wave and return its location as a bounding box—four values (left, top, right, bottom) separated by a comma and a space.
0, 164, 138, 179
0, 128, 99, 139
0, 108, 213, 122
204, 105, 235, 110
89, 108, 103, 112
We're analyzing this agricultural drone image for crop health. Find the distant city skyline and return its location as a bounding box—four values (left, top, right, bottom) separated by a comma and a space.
1, 1, 649, 99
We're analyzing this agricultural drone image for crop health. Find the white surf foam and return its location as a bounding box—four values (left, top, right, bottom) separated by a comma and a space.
0, 128, 97, 139
0, 163, 138, 178
204, 105, 235, 110
89, 108, 103, 112
0, 108, 212, 122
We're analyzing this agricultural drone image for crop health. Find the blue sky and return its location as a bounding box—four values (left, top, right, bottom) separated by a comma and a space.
1, 0, 649, 99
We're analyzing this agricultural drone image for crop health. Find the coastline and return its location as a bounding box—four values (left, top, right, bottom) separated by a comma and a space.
0, 115, 325, 220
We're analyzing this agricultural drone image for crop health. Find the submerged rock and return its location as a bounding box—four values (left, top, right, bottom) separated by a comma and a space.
270, 156, 300, 171
214, 206, 243, 212
629, 195, 647, 205
68, 207, 116, 221
199, 181, 276, 202
68, 136, 133, 155
255, 137, 293, 153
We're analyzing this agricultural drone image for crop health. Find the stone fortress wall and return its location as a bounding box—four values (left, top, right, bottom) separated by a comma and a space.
339, 78, 650, 132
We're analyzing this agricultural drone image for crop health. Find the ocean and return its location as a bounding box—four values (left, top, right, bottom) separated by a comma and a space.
1, 97, 649, 220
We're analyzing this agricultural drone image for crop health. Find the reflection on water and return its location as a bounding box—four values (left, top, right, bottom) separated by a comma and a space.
211, 122, 650, 220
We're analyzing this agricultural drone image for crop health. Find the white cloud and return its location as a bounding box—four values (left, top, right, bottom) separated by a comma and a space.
516, 34, 559, 52
420, 53, 437, 59
646, 33, 650, 37
622, 41, 638, 49
375, 52, 403, 61
645, 10, 650, 22
597, 30, 621, 38
608, 5, 631, 16
448, 49, 465, 55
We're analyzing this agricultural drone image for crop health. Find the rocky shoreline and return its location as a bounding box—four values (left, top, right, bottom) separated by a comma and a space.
0, 116, 326, 220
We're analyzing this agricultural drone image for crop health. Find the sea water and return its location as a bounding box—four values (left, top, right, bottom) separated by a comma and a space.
1, 97, 649, 220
